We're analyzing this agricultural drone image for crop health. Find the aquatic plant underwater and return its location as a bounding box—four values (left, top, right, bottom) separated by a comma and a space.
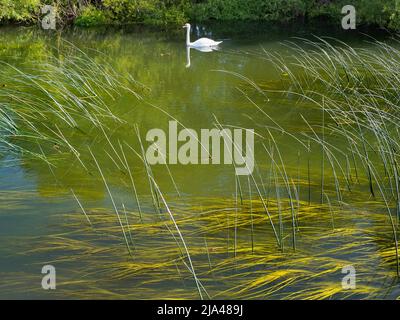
1, 35, 400, 299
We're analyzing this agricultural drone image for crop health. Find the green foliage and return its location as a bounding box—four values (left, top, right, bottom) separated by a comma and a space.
387, 1, 400, 29
0, 0, 399, 29
74, 5, 109, 27
191, 0, 397, 28
102, 0, 190, 26
354, 0, 395, 26
305, 0, 395, 27
0, 0, 41, 23
191, 0, 306, 22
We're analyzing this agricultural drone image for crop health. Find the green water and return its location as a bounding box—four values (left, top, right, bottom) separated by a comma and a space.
0, 24, 399, 299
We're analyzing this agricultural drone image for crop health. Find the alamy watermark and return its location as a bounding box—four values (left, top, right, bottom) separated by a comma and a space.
41, 5, 56, 30
145, 121, 254, 176
342, 5, 356, 30
341, 265, 356, 289
41, 265, 56, 290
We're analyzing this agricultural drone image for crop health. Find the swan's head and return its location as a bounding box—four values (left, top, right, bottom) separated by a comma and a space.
182, 23, 191, 29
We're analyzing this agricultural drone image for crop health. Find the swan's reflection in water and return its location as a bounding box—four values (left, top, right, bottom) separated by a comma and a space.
186, 46, 220, 68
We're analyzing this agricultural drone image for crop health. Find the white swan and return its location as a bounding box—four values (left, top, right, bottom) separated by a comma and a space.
183, 23, 222, 48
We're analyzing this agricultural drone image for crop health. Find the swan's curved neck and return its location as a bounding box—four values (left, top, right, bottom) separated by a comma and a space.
186, 25, 191, 46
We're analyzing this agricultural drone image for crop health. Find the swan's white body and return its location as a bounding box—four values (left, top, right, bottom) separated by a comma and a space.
183, 23, 222, 48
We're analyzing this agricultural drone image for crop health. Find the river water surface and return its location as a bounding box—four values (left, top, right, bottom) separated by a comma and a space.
0, 24, 399, 299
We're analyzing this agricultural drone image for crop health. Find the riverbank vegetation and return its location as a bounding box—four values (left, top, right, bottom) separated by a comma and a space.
1, 0, 400, 29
